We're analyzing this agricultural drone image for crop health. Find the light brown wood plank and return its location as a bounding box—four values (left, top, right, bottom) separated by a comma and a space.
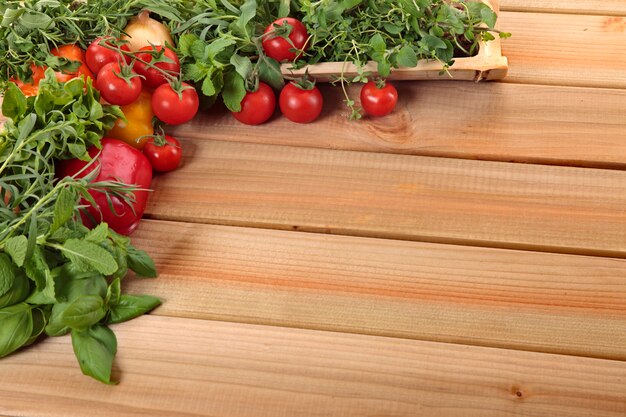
144, 140, 626, 257
501, 0, 626, 16
499, 12, 626, 88
2, 315, 626, 417
172, 82, 626, 168
127, 220, 626, 359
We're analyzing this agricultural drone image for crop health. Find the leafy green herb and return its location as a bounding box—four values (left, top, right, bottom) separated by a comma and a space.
0, 73, 160, 383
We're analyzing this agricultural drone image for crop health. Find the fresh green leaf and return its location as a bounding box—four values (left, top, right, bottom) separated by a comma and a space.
0, 303, 33, 358
4, 235, 27, 268
222, 72, 247, 112
71, 325, 117, 384
50, 185, 76, 234
61, 294, 106, 330
0, 253, 15, 297
257, 57, 284, 90
108, 294, 161, 324
126, 246, 157, 278
60, 239, 118, 275
2, 82, 27, 119
397, 45, 418, 67
0, 268, 30, 309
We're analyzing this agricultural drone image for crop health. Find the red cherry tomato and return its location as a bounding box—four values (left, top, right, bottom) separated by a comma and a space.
231, 82, 276, 125
50, 44, 94, 82
360, 81, 398, 117
262, 17, 308, 62
134, 45, 181, 89
96, 62, 142, 105
85, 37, 130, 74
152, 82, 199, 125
143, 135, 183, 172
279, 82, 323, 124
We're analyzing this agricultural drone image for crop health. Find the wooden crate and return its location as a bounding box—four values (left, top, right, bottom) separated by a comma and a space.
280, 0, 508, 82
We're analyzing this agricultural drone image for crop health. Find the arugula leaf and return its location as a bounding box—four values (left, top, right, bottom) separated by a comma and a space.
222, 72, 247, 112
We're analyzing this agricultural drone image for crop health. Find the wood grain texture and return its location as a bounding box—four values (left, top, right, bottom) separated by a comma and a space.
2, 316, 626, 417
171, 82, 626, 168
501, 0, 626, 16
499, 12, 626, 88
127, 220, 626, 359
144, 140, 626, 257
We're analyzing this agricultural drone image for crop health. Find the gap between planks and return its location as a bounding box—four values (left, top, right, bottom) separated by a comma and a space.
126, 219, 626, 361
2, 315, 626, 417
170, 82, 626, 169
144, 140, 626, 259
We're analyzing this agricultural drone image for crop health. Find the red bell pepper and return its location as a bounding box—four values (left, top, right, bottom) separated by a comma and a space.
56, 138, 152, 235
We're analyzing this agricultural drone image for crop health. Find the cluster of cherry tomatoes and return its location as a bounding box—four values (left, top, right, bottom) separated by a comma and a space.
231, 17, 399, 126
85, 37, 197, 172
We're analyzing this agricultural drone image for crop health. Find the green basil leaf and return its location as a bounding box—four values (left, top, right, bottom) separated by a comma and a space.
108, 294, 161, 324
45, 302, 70, 337
0, 303, 33, 358
61, 294, 106, 330
71, 325, 117, 384
126, 246, 157, 278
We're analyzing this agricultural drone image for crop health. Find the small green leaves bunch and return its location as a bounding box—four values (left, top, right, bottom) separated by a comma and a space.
297, 0, 510, 78
0, 73, 159, 384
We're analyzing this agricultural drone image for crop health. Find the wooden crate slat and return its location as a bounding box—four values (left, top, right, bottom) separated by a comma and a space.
126, 220, 626, 360
501, 0, 626, 16
171, 82, 626, 169
2, 315, 626, 417
144, 140, 626, 257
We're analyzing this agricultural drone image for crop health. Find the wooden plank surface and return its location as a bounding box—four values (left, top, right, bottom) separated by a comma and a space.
2, 315, 626, 417
501, 0, 626, 16
172, 82, 626, 168
127, 220, 626, 360
500, 12, 626, 88
144, 140, 626, 257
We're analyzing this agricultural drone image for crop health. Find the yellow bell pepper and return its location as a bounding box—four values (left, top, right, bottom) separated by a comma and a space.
106, 90, 154, 149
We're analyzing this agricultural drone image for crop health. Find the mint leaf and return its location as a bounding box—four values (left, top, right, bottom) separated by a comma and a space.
178, 34, 198, 57
85, 223, 108, 244
71, 325, 117, 384
4, 235, 27, 267
0, 271, 30, 309
61, 294, 106, 330
222, 72, 246, 112
0, 254, 16, 297
108, 294, 161, 324
50, 185, 76, 234
60, 239, 118, 275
